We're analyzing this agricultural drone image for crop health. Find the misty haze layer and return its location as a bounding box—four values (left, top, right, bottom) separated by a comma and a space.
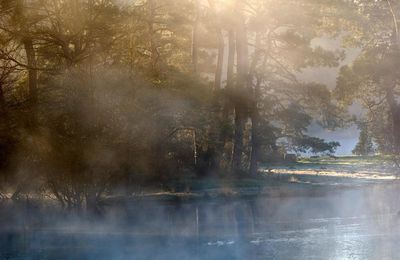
1, 0, 400, 259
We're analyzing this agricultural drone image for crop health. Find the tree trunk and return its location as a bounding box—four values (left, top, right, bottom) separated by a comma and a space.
23, 38, 38, 105
214, 29, 236, 170
231, 2, 249, 175
227, 29, 236, 89
214, 29, 224, 90
386, 86, 400, 153
232, 106, 245, 173
249, 32, 263, 177
192, 0, 200, 73
15, 0, 37, 104
208, 0, 224, 89
205, 0, 226, 174
148, 0, 160, 77
22, 37, 38, 129
249, 82, 261, 176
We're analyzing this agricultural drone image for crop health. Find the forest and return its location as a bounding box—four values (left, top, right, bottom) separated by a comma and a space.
1, 0, 400, 208
0, 0, 355, 208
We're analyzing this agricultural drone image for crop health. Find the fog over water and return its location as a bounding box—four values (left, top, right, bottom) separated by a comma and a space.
1, 181, 400, 259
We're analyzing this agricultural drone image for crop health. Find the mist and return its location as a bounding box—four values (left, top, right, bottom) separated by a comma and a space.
1, 0, 400, 259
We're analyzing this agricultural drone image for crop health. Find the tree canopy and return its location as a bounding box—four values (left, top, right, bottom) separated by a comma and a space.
0, 0, 358, 208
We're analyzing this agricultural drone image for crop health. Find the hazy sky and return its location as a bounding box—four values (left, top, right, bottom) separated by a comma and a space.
299, 36, 362, 155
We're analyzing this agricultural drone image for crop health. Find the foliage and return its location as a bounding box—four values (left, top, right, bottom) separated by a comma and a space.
334, 0, 400, 157
289, 136, 340, 155
352, 121, 375, 156
0, 0, 349, 209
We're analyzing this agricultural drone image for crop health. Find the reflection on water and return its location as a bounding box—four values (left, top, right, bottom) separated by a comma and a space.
1, 184, 400, 259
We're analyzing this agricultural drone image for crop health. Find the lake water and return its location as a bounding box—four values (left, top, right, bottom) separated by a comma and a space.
1, 182, 400, 259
